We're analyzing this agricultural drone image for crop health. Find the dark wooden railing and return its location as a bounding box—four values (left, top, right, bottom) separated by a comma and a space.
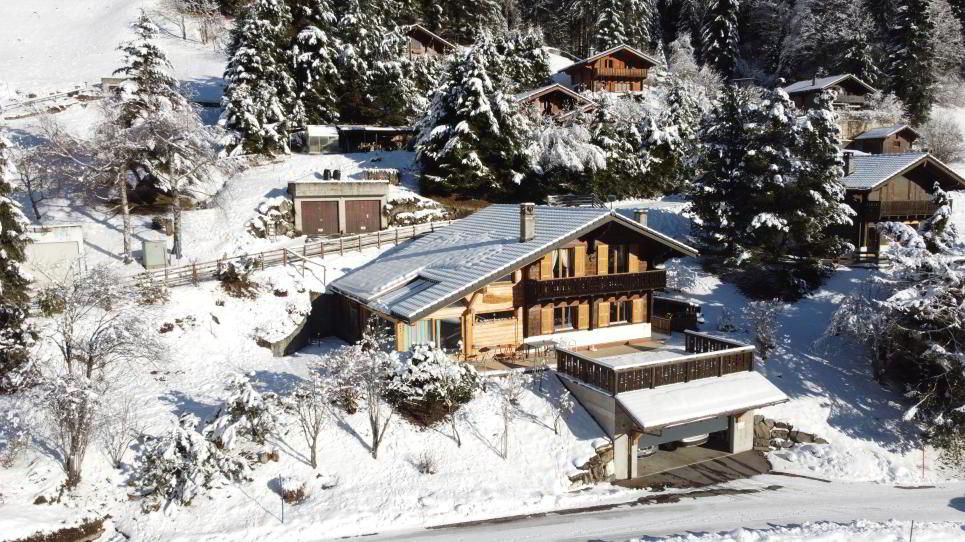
653, 296, 701, 332
525, 270, 666, 303
557, 330, 754, 395
857, 200, 939, 220
593, 67, 648, 78
652, 316, 673, 335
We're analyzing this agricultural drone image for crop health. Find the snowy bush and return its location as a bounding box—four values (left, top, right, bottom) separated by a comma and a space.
135, 272, 170, 305
386, 343, 479, 428
745, 300, 783, 361
135, 414, 251, 507
413, 450, 438, 475
0, 410, 29, 468
216, 255, 259, 298
204, 374, 278, 449
275, 475, 309, 504
920, 115, 965, 164
384, 193, 450, 227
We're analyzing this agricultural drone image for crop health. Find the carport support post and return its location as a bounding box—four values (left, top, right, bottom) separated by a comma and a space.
613, 432, 640, 480
728, 411, 755, 453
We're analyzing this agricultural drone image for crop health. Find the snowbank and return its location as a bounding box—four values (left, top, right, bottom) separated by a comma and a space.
653, 520, 965, 541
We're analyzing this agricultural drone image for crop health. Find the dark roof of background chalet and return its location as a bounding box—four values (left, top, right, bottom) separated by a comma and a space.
783, 74, 877, 95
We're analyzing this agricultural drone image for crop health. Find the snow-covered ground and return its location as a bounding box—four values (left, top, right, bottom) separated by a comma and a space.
654, 520, 965, 542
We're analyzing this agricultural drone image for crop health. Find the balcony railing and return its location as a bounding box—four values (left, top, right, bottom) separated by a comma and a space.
557, 330, 754, 395
593, 67, 648, 79
525, 270, 666, 303
856, 200, 940, 220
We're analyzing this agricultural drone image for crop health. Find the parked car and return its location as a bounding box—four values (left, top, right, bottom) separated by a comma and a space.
677, 433, 710, 447
637, 445, 658, 458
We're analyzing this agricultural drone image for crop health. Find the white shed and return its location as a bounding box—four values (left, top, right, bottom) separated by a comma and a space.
305, 125, 340, 154
23, 224, 86, 286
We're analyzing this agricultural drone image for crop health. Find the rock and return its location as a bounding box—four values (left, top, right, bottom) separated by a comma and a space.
754, 415, 765, 424
814, 437, 829, 445
754, 422, 771, 440
771, 428, 790, 439
765, 419, 775, 429
33, 495, 48, 505
773, 421, 793, 430
791, 431, 816, 444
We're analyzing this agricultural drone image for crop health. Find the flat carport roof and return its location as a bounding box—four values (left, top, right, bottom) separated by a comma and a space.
617, 371, 789, 432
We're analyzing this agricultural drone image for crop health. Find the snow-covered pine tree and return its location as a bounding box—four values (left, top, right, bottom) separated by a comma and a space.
222, 0, 297, 155
493, 28, 553, 93
790, 89, 853, 259
802, 0, 881, 85
886, 0, 937, 124
0, 131, 34, 393
626, 0, 657, 51
588, 98, 649, 198
290, 0, 341, 125
443, 0, 505, 44
114, 13, 187, 128
690, 84, 754, 261
701, 0, 740, 78
414, 34, 532, 198
594, 0, 630, 53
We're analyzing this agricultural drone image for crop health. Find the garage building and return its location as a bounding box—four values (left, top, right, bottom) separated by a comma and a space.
288, 180, 389, 236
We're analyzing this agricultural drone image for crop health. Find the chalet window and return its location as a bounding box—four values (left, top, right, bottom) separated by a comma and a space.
554, 305, 577, 331
552, 248, 576, 278
475, 310, 515, 324
609, 300, 632, 324
439, 318, 461, 352
608, 245, 629, 274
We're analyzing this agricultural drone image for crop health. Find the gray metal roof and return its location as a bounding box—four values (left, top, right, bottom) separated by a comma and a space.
783, 74, 876, 95
842, 152, 928, 189
329, 205, 697, 322
853, 124, 919, 140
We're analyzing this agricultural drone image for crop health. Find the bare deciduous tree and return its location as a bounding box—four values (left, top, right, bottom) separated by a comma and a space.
497, 372, 526, 459
553, 389, 574, 436
98, 396, 143, 468
921, 115, 965, 164
289, 370, 330, 469
745, 299, 783, 361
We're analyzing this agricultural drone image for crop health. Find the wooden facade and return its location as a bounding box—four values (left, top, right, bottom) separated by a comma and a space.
786, 75, 876, 111
406, 24, 455, 59
332, 219, 681, 358
562, 45, 657, 93
517, 84, 597, 118
848, 126, 919, 155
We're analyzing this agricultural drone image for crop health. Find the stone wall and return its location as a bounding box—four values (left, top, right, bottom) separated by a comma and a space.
567, 440, 614, 488
753, 415, 828, 451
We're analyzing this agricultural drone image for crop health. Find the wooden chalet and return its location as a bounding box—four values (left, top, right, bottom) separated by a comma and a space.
515, 84, 597, 118
841, 152, 965, 256
783, 74, 877, 110
326, 204, 789, 480
406, 24, 455, 59
559, 45, 659, 93
847, 125, 919, 155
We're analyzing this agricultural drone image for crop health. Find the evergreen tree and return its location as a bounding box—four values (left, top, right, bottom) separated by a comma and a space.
493, 28, 552, 93
414, 34, 532, 198
886, 0, 936, 124
594, 0, 629, 52
788, 90, 853, 259
222, 0, 297, 155
290, 0, 341, 125
701, 0, 740, 78
690, 84, 754, 260
802, 0, 881, 85
626, 0, 658, 51
443, 0, 505, 44
114, 14, 187, 128
588, 100, 649, 198
0, 132, 34, 393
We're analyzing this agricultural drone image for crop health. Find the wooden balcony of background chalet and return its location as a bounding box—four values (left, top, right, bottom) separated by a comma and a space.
556, 330, 755, 395
832, 95, 867, 106
592, 67, 648, 79
525, 269, 667, 304
857, 200, 940, 220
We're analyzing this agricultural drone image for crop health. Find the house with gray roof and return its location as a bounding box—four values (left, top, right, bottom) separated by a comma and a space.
847, 124, 919, 155
783, 74, 877, 110
841, 151, 965, 255
327, 203, 697, 359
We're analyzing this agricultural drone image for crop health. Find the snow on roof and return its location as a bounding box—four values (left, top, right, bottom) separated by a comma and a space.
306, 125, 338, 137
616, 371, 788, 430
853, 124, 919, 140
514, 83, 596, 107
329, 205, 697, 322
562, 44, 660, 72
842, 152, 930, 190
336, 125, 413, 132
783, 74, 877, 95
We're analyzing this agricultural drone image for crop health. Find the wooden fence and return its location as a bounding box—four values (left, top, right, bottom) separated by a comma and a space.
140, 220, 453, 287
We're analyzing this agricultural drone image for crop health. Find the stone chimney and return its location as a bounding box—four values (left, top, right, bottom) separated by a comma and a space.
843, 152, 855, 176
634, 209, 649, 227
520, 203, 536, 242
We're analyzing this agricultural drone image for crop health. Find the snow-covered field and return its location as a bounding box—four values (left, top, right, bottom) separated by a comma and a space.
651, 520, 965, 542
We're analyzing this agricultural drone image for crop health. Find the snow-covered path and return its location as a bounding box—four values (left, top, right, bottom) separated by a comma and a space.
353, 476, 965, 541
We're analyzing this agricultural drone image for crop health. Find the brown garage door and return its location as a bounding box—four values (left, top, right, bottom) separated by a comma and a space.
345, 200, 381, 234
301, 201, 339, 235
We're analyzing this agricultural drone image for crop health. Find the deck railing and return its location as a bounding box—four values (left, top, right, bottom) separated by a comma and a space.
557, 330, 755, 395
525, 269, 667, 303
856, 200, 940, 220
593, 67, 648, 78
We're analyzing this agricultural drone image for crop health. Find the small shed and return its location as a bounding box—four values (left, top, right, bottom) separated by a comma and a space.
783, 74, 877, 110
288, 180, 390, 236
849, 125, 920, 155
23, 224, 86, 286
305, 125, 341, 154
406, 24, 456, 59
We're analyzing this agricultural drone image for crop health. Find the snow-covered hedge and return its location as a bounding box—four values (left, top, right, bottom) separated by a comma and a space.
386, 343, 479, 426
204, 374, 278, 449
384, 193, 449, 227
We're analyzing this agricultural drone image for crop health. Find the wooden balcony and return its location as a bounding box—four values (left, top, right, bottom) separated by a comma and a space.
593, 67, 648, 79
525, 270, 666, 303
556, 330, 754, 395
857, 200, 940, 220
